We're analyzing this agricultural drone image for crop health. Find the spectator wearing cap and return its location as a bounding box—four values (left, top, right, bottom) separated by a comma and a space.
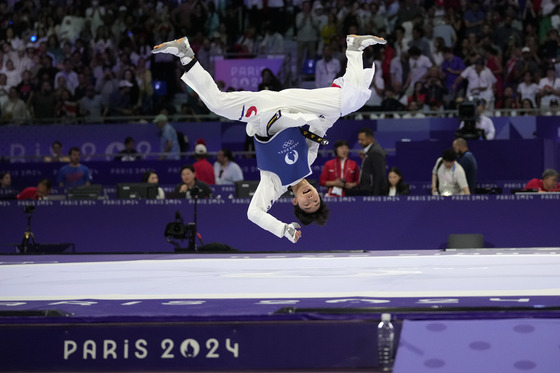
154, 114, 180, 160
193, 140, 215, 185
524, 169, 560, 192
537, 65, 560, 111
108, 79, 135, 118
452, 57, 496, 114
513, 46, 541, 84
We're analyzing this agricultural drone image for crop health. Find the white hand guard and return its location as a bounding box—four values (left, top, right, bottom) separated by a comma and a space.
283, 222, 301, 243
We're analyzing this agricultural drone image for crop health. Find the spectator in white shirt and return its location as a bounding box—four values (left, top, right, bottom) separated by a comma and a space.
315, 45, 341, 88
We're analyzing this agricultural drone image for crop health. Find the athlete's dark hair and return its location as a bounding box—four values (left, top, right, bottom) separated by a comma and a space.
293, 196, 330, 226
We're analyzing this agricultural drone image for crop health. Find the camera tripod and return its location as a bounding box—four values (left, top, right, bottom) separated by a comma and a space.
21, 206, 38, 253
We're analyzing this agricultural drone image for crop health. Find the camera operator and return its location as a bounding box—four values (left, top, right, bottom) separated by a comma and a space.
173, 164, 213, 199
457, 99, 495, 140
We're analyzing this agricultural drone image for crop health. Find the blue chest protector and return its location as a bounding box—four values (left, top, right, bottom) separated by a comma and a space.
254, 127, 311, 186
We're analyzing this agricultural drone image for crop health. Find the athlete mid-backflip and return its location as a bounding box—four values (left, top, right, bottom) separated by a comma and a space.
152, 34, 386, 243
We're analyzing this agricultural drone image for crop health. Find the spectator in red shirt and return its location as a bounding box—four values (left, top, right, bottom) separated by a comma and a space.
524, 169, 560, 192
193, 142, 215, 185
320, 140, 359, 197
17, 179, 52, 200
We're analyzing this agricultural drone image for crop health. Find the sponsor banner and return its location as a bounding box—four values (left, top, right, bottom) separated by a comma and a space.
214, 58, 284, 91
0, 320, 377, 371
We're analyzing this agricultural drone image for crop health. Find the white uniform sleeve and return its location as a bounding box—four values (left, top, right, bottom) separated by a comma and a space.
247, 170, 289, 239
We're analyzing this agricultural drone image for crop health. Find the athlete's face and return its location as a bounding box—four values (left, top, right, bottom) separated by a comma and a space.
293, 184, 321, 213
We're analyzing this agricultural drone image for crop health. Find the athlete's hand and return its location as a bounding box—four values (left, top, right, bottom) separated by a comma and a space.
283, 222, 302, 243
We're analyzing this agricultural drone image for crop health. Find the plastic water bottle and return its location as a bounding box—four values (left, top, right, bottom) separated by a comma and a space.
377, 313, 395, 371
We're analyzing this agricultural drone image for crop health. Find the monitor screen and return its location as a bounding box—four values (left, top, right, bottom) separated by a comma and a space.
116, 183, 158, 199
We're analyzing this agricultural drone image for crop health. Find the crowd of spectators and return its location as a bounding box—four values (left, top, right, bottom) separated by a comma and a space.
1, 0, 560, 125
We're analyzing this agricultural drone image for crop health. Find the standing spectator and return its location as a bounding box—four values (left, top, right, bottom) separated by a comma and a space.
382, 166, 410, 196
136, 57, 153, 115
28, 80, 57, 123
463, 0, 485, 37
154, 114, 180, 160
56, 89, 78, 120
407, 47, 432, 95
79, 85, 106, 123
214, 148, 244, 185
259, 25, 285, 55
537, 65, 560, 112
1, 87, 30, 124
16, 70, 35, 103
524, 169, 560, 192
431, 148, 470, 196
3, 59, 21, 88
16, 179, 52, 200
356, 127, 387, 195
114, 137, 142, 162
315, 45, 341, 88
452, 58, 497, 113
295, 1, 319, 76
57, 147, 92, 188
54, 58, 79, 94
513, 46, 541, 86
320, 139, 359, 197
452, 137, 478, 194
441, 47, 465, 104
193, 141, 215, 185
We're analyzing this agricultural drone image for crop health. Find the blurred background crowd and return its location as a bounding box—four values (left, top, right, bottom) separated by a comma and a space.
0, 0, 559, 125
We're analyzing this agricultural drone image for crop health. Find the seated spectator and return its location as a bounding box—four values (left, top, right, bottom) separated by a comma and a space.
545, 99, 560, 116
0, 172, 12, 189
173, 164, 213, 199
422, 66, 447, 109
114, 137, 142, 161
516, 71, 539, 108
142, 170, 165, 199
108, 80, 135, 118
44, 141, 70, 163
407, 81, 426, 107
1, 87, 30, 124
519, 98, 537, 116
214, 148, 244, 185
56, 88, 78, 120
57, 147, 92, 188
537, 65, 560, 112
525, 169, 560, 192
28, 80, 57, 123
383, 166, 410, 196
458, 99, 495, 140
193, 141, 215, 185
319, 140, 359, 197
431, 148, 470, 196
402, 100, 426, 118
16, 179, 52, 200
258, 68, 282, 92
